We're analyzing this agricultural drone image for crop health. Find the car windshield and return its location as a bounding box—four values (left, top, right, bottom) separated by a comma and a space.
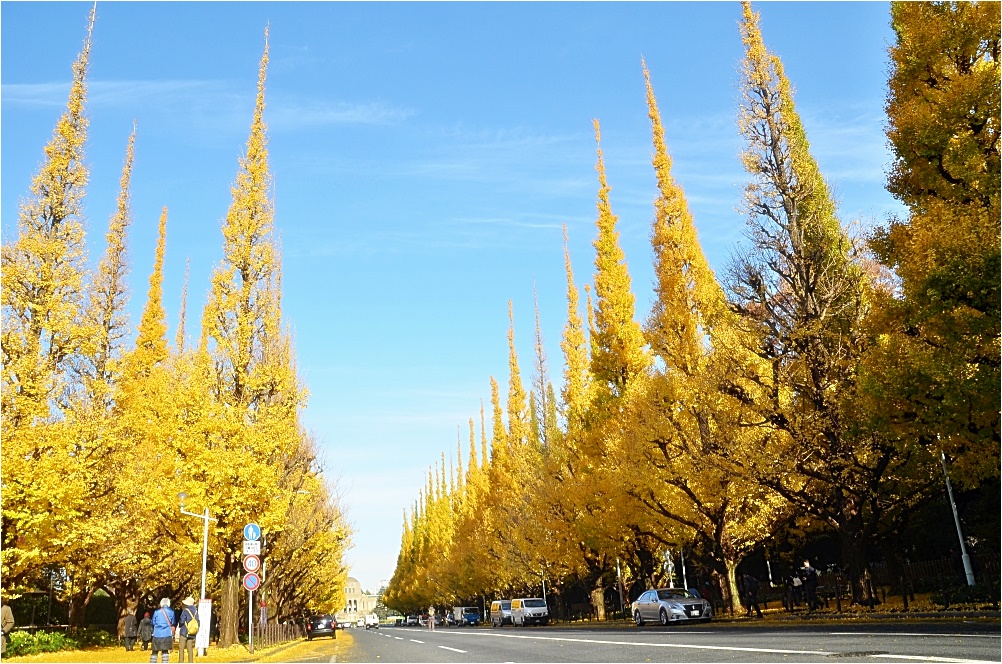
657, 589, 695, 601
463, 609, 479, 616
523, 599, 547, 608
500, 602, 511, 610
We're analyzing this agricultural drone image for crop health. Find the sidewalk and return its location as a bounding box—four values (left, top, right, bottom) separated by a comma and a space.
2, 631, 355, 664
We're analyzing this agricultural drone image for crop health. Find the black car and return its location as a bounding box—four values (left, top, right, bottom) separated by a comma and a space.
306, 614, 337, 640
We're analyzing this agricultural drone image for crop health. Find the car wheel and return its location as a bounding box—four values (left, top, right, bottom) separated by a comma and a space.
634, 610, 644, 627
307, 635, 313, 641
659, 609, 669, 626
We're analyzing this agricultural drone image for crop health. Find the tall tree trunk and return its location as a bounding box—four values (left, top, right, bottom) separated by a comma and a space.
219, 556, 240, 647
725, 558, 741, 616
589, 582, 606, 621
838, 517, 868, 605
68, 584, 96, 629
112, 579, 140, 638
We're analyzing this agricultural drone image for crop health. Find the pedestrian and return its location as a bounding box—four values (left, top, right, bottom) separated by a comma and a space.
177, 597, 198, 663
150, 598, 175, 664
701, 580, 715, 612
791, 572, 803, 607
427, 605, 436, 631
139, 611, 153, 650
801, 560, 820, 612
1, 594, 15, 656
742, 574, 763, 618
123, 609, 138, 651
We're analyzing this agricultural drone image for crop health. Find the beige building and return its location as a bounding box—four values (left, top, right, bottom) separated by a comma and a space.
336, 576, 379, 623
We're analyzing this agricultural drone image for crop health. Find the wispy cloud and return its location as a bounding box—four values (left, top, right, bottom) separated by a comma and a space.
3, 78, 416, 131
268, 98, 417, 130
2, 79, 224, 107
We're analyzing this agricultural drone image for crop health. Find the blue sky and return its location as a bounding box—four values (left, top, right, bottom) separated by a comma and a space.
2, 1, 903, 594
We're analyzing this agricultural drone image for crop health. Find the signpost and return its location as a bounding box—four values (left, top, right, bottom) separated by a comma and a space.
243, 523, 261, 654
195, 599, 212, 653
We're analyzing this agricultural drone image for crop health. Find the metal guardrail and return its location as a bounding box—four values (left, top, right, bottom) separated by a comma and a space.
252, 621, 303, 647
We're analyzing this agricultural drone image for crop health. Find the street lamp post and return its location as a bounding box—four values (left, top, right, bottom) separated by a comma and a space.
179, 493, 217, 655
939, 452, 975, 586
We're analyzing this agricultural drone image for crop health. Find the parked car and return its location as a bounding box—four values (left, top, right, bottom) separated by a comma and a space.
405, 615, 419, 626
364, 613, 380, 629
631, 588, 712, 626
511, 598, 549, 626
452, 606, 481, 626
306, 614, 337, 640
490, 600, 513, 627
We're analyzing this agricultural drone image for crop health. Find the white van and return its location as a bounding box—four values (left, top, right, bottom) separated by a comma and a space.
489, 600, 512, 627
364, 613, 380, 629
510, 598, 549, 626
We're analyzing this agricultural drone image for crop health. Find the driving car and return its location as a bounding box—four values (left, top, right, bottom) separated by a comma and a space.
305, 614, 337, 640
631, 588, 712, 626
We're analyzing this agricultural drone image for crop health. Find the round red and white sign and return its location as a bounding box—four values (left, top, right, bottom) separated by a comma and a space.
243, 554, 261, 573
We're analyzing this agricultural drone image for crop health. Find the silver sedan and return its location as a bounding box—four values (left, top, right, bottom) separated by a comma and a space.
631, 588, 712, 626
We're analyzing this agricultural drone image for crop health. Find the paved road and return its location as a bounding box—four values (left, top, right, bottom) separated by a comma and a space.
293, 622, 1000, 663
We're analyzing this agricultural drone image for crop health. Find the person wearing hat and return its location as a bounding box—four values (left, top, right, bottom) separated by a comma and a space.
177, 597, 198, 663
138, 611, 153, 651
150, 598, 175, 664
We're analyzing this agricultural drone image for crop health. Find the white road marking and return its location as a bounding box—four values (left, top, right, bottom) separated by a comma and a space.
438, 645, 467, 653
410, 639, 425, 643
870, 656, 997, 663
833, 632, 1001, 639
437, 630, 998, 663
437, 630, 833, 656
393, 636, 404, 640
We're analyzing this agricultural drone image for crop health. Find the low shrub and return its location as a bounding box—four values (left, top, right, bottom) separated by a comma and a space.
930, 582, 1001, 610
68, 626, 117, 648
5, 629, 78, 657
4, 627, 115, 656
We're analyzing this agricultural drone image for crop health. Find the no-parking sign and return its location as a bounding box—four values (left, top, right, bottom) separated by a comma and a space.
242, 572, 261, 592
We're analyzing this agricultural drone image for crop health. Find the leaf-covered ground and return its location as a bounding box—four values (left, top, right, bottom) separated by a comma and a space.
2, 631, 354, 664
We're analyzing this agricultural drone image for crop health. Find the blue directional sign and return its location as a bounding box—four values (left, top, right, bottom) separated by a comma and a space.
243, 523, 261, 541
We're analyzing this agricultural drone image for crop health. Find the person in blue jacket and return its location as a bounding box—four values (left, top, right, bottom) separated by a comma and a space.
150, 598, 175, 664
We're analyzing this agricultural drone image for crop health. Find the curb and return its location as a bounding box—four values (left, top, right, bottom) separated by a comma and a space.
514, 610, 1001, 628
229, 637, 308, 662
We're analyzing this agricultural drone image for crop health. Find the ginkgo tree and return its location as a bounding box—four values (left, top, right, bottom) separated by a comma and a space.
2, 10, 350, 635
386, 2, 999, 619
